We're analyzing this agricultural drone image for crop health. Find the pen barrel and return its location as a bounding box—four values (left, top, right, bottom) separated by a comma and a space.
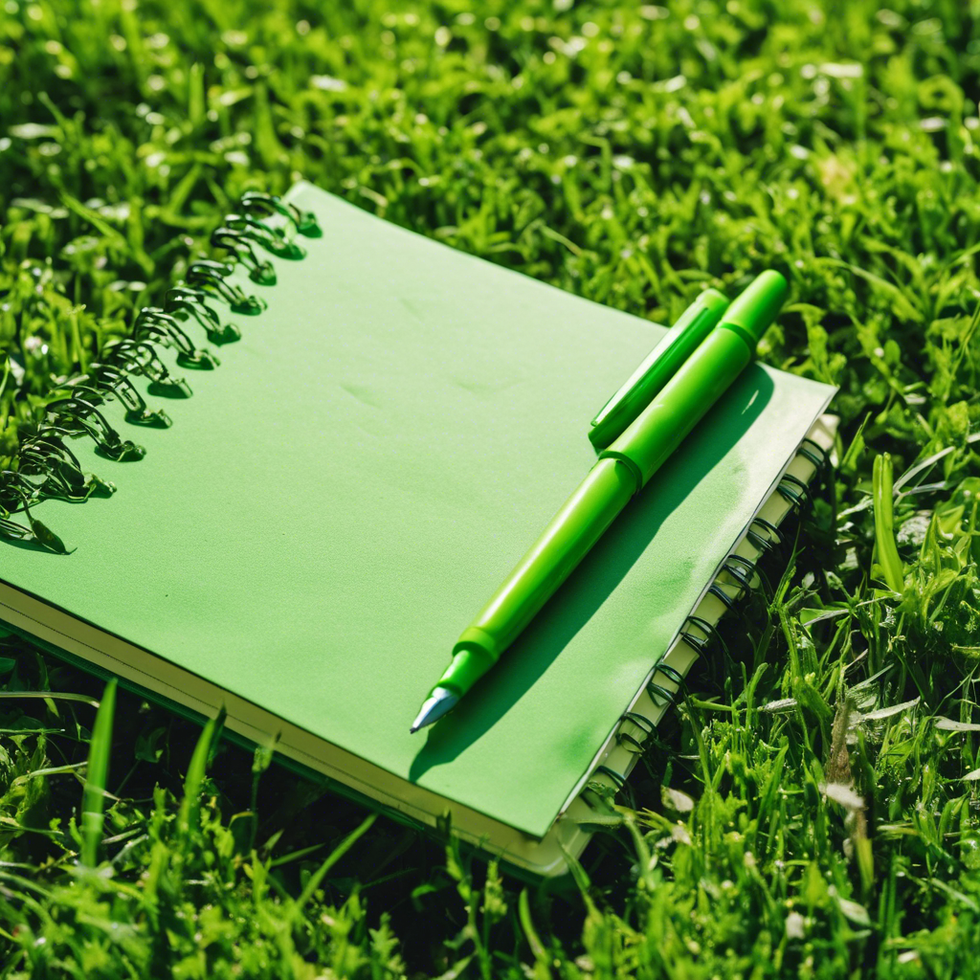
598, 325, 753, 489
443, 457, 638, 694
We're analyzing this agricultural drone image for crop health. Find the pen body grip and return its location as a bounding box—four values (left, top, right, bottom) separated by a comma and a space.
446, 458, 637, 686
599, 326, 753, 488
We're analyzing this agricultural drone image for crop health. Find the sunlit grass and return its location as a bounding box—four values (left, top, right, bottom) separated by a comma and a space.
3, 0, 980, 976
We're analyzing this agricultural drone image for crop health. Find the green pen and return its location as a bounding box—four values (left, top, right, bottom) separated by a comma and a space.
588, 288, 730, 449
410, 270, 789, 732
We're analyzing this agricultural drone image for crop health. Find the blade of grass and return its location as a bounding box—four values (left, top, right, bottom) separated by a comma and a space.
293, 812, 376, 916
176, 706, 226, 842
873, 453, 904, 593
0, 692, 100, 706
80, 677, 116, 867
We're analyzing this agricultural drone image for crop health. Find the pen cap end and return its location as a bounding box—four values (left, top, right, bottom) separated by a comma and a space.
698, 288, 731, 320
721, 270, 789, 348
588, 286, 732, 450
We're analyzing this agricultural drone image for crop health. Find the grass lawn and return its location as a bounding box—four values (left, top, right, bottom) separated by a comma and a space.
2, 0, 980, 975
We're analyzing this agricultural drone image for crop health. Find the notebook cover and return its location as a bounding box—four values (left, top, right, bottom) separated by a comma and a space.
0, 182, 835, 838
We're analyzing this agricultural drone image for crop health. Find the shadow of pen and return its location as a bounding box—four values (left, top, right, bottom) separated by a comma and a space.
409, 364, 775, 784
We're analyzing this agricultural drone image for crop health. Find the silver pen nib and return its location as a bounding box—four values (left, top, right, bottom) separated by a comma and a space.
410, 686, 459, 733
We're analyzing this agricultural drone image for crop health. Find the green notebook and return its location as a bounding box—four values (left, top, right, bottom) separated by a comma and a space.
0, 182, 836, 876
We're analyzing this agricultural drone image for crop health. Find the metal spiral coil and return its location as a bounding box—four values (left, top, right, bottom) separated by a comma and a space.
0, 192, 320, 552
165, 287, 242, 345
590, 431, 828, 811
135, 308, 220, 370
43, 395, 146, 462
76, 365, 173, 428
226, 214, 307, 260
776, 472, 811, 507
186, 260, 266, 315
210, 228, 277, 285
102, 339, 193, 398
240, 191, 322, 238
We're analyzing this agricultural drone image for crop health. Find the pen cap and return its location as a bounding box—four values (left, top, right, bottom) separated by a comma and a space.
599, 269, 790, 490
717, 270, 788, 349
588, 288, 729, 449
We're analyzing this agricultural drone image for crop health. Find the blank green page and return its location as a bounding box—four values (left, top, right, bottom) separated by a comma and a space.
0, 183, 834, 837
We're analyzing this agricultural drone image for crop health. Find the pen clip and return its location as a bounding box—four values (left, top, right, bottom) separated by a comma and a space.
588, 289, 729, 450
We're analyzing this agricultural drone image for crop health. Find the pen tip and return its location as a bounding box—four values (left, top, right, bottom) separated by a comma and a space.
410, 687, 459, 733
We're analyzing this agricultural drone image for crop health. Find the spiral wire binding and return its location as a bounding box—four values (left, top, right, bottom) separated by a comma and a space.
101, 338, 193, 398
798, 437, 829, 470
74, 366, 173, 428
593, 765, 628, 791
617, 710, 657, 752
135, 308, 221, 370
776, 472, 811, 508
185, 260, 266, 315
240, 190, 322, 238
646, 659, 687, 708
746, 516, 783, 555
678, 614, 729, 657
165, 287, 242, 345
0, 192, 321, 552
44, 394, 146, 462
721, 551, 776, 605
576, 428, 833, 819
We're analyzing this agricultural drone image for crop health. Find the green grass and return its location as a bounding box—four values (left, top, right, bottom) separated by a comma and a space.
3, 0, 980, 975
